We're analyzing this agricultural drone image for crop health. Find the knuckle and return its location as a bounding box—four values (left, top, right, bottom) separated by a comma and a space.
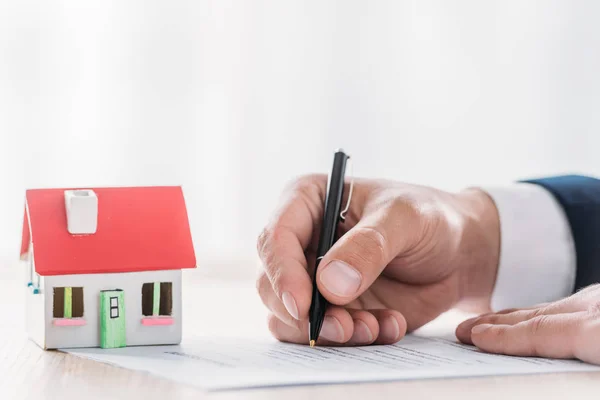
286, 174, 325, 198
257, 226, 290, 267
390, 196, 419, 218
528, 315, 552, 356
529, 315, 550, 337
269, 267, 286, 296
294, 173, 325, 187
395, 193, 438, 219
481, 314, 501, 325
269, 226, 288, 244
529, 306, 548, 319
257, 234, 284, 279
262, 245, 278, 274
256, 226, 272, 256
293, 175, 326, 206
390, 195, 444, 240
293, 174, 318, 191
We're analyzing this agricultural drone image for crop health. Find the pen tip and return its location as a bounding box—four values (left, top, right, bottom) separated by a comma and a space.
309, 340, 316, 348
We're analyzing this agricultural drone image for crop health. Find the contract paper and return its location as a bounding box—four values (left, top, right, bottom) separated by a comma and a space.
63, 334, 600, 391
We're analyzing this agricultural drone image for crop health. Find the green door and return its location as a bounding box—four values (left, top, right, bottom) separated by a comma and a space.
100, 290, 126, 349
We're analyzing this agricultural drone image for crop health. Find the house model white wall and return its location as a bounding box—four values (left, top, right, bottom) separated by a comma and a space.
20, 186, 197, 350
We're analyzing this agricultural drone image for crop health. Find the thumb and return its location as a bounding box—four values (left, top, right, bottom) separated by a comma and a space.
316, 212, 412, 305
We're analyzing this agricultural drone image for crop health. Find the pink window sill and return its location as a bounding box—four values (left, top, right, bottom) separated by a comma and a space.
53, 318, 87, 327
141, 317, 174, 326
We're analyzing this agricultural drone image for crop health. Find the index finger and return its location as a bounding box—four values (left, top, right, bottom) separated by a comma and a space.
257, 175, 326, 320
470, 312, 587, 359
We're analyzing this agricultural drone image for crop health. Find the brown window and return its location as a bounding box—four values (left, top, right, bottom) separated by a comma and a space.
53, 287, 84, 318
141, 282, 172, 317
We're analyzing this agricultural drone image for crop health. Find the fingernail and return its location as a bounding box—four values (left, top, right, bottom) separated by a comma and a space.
471, 324, 492, 334
350, 320, 373, 344
319, 260, 362, 297
320, 316, 344, 342
282, 291, 299, 320
380, 316, 401, 342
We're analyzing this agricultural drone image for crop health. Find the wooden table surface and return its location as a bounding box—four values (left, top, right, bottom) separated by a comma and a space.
1, 262, 599, 400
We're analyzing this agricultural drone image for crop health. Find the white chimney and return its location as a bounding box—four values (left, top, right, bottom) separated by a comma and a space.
64, 189, 98, 235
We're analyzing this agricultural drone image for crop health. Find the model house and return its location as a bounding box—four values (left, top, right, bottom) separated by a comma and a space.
20, 186, 197, 350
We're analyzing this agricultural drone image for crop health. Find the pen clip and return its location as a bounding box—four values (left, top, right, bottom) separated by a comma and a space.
340, 156, 354, 223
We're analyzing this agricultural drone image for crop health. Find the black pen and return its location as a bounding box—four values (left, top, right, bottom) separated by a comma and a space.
309, 149, 351, 347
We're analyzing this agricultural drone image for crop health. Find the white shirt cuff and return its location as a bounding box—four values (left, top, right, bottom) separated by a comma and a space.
482, 183, 576, 311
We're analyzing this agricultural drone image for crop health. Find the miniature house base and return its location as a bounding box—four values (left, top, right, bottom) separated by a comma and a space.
25, 269, 182, 349
21, 186, 196, 350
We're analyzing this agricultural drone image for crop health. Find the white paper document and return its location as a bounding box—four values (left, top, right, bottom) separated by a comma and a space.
64, 334, 600, 391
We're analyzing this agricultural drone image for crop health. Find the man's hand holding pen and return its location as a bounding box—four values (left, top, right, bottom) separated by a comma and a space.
256, 174, 500, 346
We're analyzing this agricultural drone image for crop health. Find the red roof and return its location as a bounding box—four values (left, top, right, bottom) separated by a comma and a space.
21, 186, 196, 276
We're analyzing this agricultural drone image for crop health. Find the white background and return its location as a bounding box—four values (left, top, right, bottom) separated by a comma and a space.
1, 1, 599, 272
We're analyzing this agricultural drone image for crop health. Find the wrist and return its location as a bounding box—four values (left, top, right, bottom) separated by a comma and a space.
454, 188, 500, 312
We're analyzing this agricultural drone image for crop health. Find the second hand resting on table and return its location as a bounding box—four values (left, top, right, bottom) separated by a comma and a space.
256, 175, 600, 364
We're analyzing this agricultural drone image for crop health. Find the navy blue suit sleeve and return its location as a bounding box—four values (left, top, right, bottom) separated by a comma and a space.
524, 175, 600, 292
